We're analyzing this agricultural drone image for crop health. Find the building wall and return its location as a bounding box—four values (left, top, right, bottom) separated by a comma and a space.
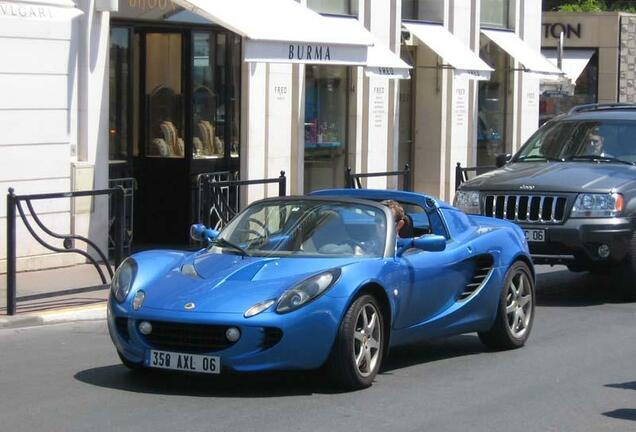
542, 12, 620, 103
0, 0, 109, 274
619, 15, 636, 102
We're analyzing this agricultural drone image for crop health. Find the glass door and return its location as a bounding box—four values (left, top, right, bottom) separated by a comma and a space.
135, 31, 189, 246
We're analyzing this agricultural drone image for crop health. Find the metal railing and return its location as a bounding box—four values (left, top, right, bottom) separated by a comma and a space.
194, 171, 287, 231
455, 162, 496, 191
108, 177, 137, 256
345, 164, 411, 191
5, 187, 125, 315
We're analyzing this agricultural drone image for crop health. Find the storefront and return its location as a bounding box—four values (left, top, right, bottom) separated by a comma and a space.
540, 11, 636, 123
398, 0, 559, 201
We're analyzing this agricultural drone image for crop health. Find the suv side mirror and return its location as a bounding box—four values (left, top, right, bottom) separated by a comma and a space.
495, 153, 512, 168
397, 235, 446, 256
190, 224, 219, 243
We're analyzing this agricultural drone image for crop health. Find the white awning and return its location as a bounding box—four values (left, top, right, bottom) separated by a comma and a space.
403, 22, 493, 81
481, 29, 563, 76
365, 42, 411, 79
171, 0, 373, 65
542, 48, 595, 84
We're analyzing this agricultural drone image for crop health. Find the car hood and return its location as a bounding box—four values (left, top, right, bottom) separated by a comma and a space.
462, 162, 636, 193
139, 252, 362, 314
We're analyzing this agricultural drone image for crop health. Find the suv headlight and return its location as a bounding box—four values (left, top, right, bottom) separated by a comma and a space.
111, 258, 137, 303
276, 269, 341, 314
571, 193, 624, 218
453, 191, 481, 215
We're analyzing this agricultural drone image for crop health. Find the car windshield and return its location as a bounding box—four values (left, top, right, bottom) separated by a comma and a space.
514, 120, 636, 165
213, 200, 388, 258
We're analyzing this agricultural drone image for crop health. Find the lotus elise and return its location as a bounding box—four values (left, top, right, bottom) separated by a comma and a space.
108, 189, 535, 389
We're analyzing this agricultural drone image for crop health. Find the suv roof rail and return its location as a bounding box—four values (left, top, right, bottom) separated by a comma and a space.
568, 103, 636, 114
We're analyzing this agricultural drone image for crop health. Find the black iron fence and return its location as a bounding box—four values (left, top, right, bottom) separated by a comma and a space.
455, 162, 496, 191
345, 164, 411, 191
194, 171, 286, 230
5, 187, 126, 316
108, 177, 137, 257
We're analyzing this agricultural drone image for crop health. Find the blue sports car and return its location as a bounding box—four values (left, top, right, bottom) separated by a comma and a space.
108, 189, 535, 389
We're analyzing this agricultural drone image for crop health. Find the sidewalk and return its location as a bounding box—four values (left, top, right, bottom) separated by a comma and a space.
0, 263, 109, 328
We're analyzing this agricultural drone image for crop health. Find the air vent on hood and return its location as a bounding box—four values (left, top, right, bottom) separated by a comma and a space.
458, 254, 494, 301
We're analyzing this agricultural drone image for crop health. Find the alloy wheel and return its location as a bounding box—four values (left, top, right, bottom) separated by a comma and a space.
352, 302, 381, 377
505, 271, 533, 338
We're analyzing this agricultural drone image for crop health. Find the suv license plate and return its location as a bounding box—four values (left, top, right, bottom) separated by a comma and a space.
147, 350, 220, 374
524, 229, 545, 242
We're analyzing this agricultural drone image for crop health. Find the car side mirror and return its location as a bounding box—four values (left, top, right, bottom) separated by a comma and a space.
495, 153, 512, 168
396, 235, 446, 256
190, 224, 219, 243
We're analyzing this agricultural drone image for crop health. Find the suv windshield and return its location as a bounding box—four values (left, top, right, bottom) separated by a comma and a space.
213, 200, 388, 258
515, 120, 636, 165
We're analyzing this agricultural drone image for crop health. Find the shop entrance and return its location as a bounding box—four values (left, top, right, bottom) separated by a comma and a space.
109, 24, 242, 248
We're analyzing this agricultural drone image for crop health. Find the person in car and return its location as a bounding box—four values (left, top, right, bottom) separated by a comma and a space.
583, 129, 605, 156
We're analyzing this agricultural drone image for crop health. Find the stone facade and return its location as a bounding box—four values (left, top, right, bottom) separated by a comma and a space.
619, 15, 636, 102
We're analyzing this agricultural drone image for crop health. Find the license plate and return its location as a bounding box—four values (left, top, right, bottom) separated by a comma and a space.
524, 229, 545, 242
147, 350, 220, 374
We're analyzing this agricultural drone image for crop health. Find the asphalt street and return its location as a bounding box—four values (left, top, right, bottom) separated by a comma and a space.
1, 265, 635, 432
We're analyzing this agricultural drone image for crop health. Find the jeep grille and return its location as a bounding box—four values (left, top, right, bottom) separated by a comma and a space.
483, 194, 567, 224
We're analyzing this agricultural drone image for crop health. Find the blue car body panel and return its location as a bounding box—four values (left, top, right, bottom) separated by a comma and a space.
108, 189, 532, 372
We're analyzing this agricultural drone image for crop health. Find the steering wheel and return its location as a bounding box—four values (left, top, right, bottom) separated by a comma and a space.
235, 217, 271, 248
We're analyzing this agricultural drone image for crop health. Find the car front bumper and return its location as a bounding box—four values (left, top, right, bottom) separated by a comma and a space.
520, 217, 634, 267
107, 294, 346, 373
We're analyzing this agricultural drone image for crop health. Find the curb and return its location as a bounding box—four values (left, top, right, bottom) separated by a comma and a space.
0, 304, 107, 329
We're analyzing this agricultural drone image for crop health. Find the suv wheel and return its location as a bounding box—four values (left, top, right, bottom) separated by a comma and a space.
612, 232, 636, 301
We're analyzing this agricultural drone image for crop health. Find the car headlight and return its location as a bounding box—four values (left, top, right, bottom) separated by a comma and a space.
571, 193, 624, 218
276, 269, 341, 314
453, 191, 481, 214
111, 258, 137, 303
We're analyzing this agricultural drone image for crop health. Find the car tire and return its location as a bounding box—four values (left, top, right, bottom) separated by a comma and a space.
612, 232, 636, 301
117, 351, 146, 371
327, 294, 384, 391
479, 261, 535, 350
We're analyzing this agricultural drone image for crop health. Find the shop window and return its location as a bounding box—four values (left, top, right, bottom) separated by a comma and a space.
307, 0, 358, 15
477, 36, 508, 166
229, 34, 241, 159
304, 65, 349, 192
540, 51, 598, 124
480, 0, 510, 29
402, 0, 444, 22
145, 33, 184, 158
109, 27, 131, 163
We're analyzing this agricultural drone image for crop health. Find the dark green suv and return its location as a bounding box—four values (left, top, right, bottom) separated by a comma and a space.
455, 104, 636, 299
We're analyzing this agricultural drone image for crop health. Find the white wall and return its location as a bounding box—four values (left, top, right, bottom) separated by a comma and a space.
0, 0, 79, 273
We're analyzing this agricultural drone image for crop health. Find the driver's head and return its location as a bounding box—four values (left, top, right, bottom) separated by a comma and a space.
585, 129, 604, 155
381, 200, 406, 234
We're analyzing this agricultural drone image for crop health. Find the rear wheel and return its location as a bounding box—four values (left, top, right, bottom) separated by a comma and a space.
611, 232, 636, 301
479, 261, 535, 350
327, 294, 384, 390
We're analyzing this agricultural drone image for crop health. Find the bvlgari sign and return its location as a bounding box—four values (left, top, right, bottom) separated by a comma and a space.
0, 2, 53, 19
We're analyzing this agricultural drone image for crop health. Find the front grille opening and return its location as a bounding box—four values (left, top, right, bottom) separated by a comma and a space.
115, 317, 130, 341
483, 194, 567, 224
261, 327, 283, 350
519, 196, 529, 221
141, 321, 236, 354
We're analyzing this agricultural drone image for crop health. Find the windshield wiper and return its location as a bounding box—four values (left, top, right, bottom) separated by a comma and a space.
211, 237, 250, 256
516, 155, 564, 162
568, 155, 635, 166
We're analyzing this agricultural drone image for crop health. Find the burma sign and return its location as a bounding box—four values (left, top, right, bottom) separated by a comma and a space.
244, 40, 367, 65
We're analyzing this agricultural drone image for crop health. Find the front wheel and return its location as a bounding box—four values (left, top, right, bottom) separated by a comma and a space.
479, 261, 535, 350
327, 294, 384, 390
611, 232, 636, 301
